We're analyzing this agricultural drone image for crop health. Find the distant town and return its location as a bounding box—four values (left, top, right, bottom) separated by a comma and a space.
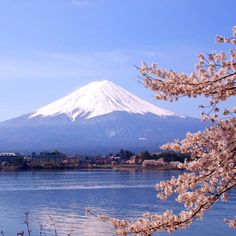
0, 150, 190, 171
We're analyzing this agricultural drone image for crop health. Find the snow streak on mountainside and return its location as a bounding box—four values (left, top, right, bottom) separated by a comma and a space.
0, 80, 205, 153
30, 80, 178, 120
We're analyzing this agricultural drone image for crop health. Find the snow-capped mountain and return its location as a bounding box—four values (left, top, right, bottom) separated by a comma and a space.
30, 80, 176, 120
0, 80, 205, 154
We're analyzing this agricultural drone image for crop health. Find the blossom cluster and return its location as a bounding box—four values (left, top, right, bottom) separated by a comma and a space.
95, 26, 236, 235
225, 217, 236, 229
140, 26, 236, 122
97, 119, 235, 235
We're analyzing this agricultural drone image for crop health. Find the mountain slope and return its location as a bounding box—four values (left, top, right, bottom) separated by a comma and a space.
29, 80, 177, 120
0, 81, 206, 154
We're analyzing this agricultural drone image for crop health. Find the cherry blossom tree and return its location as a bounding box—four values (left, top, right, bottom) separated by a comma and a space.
93, 26, 236, 235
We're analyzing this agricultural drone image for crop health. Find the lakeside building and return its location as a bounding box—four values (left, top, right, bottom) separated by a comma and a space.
30, 151, 67, 169
0, 152, 18, 157
0, 152, 26, 169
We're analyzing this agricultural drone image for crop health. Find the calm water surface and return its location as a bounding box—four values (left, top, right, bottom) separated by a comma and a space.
0, 170, 235, 236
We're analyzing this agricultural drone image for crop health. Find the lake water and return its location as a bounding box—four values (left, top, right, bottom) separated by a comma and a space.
0, 170, 235, 236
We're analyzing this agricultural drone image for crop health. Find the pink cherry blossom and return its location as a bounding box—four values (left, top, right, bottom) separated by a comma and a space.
93, 26, 236, 235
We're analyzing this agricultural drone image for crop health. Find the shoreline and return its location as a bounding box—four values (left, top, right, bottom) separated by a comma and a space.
0, 164, 182, 172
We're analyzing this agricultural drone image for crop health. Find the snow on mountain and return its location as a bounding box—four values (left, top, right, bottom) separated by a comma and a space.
0, 80, 203, 154
30, 80, 177, 120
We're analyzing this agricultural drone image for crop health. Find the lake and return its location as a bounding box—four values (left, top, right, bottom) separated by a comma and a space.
0, 170, 235, 235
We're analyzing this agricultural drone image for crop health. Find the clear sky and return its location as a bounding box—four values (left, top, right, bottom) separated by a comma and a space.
0, 0, 235, 121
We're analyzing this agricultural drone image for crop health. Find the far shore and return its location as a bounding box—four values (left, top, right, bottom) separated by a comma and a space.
0, 150, 188, 172
0, 164, 183, 172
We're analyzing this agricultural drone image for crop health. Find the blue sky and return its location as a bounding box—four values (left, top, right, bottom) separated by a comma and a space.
0, 0, 235, 121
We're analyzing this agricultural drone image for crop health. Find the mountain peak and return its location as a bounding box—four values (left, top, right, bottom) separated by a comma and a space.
30, 80, 177, 121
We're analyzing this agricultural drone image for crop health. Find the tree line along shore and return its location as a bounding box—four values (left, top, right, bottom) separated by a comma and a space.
0, 150, 190, 171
